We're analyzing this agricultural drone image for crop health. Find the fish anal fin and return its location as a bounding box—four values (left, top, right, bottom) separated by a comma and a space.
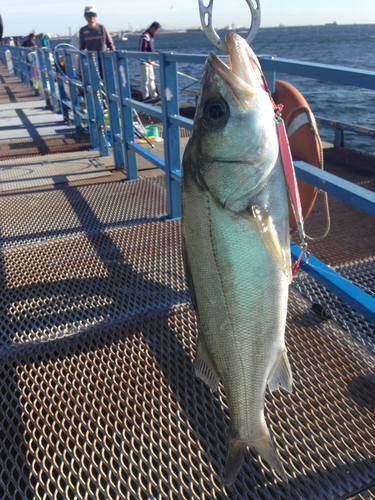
268, 349, 293, 393
194, 337, 220, 392
250, 205, 292, 283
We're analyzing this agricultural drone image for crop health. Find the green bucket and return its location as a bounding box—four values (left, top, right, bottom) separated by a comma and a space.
145, 125, 159, 138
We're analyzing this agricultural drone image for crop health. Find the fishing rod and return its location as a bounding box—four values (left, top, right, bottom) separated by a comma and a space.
139, 58, 200, 83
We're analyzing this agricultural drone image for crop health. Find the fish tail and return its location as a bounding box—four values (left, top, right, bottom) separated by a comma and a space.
252, 432, 288, 482
225, 440, 247, 486
225, 431, 288, 485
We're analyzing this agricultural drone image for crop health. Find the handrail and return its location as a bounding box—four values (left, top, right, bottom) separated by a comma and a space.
0, 45, 109, 156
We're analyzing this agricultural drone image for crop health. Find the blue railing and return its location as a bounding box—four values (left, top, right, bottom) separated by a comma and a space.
0, 45, 109, 156
1, 44, 375, 325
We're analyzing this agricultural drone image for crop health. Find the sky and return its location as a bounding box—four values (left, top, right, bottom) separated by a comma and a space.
1, 0, 375, 37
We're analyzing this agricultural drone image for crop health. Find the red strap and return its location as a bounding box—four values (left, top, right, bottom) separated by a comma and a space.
277, 120, 303, 223
292, 247, 305, 276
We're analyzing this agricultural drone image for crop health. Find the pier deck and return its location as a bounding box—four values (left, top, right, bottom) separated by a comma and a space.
0, 64, 375, 500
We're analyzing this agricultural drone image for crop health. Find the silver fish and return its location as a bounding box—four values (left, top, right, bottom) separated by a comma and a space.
181, 32, 293, 485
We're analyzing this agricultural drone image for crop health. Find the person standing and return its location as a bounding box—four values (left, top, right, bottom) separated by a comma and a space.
22, 33, 37, 48
42, 34, 50, 48
138, 22, 161, 101
79, 5, 115, 78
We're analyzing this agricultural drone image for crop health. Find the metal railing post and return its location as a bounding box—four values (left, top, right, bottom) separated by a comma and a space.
65, 51, 82, 133
55, 60, 70, 121
19, 48, 28, 87
87, 51, 109, 156
12, 47, 20, 79
44, 50, 61, 114
80, 51, 100, 149
263, 69, 276, 94
334, 128, 345, 148
114, 54, 138, 179
159, 52, 181, 220
102, 53, 125, 170
37, 49, 49, 105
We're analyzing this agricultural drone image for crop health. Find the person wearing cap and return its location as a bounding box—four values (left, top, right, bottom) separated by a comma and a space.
22, 33, 37, 48
79, 5, 115, 78
9, 37, 15, 46
138, 22, 161, 101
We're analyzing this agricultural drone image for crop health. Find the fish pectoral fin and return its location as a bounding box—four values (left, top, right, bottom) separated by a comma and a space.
194, 337, 220, 392
268, 349, 293, 393
250, 205, 292, 282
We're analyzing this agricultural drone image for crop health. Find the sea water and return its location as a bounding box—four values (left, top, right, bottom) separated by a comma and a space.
52, 24, 375, 154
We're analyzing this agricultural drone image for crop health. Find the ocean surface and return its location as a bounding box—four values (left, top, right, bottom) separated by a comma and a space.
53, 24, 375, 153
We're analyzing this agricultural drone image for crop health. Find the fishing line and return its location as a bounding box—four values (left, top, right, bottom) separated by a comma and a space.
53, 43, 84, 87
286, 106, 330, 242
293, 259, 375, 297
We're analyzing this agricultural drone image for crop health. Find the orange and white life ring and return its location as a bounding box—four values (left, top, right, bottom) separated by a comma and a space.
274, 80, 321, 229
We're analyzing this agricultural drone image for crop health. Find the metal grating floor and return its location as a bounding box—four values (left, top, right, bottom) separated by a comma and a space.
0, 176, 375, 499
0, 151, 115, 192
0, 293, 375, 500
0, 177, 167, 251
293, 258, 375, 353
0, 101, 75, 142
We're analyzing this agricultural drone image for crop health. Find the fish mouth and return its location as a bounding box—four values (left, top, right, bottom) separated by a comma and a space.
206, 32, 266, 108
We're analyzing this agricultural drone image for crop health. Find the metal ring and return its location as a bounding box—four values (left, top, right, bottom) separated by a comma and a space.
199, 0, 261, 53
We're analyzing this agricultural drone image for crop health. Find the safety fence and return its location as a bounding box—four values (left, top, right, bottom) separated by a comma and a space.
0, 45, 109, 156
1, 44, 375, 326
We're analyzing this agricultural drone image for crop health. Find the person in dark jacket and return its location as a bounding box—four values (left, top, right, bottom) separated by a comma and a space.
22, 33, 37, 48
79, 5, 115, 78
138, 22, 161, 101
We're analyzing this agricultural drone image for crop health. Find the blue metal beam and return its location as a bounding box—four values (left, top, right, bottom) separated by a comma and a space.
260, 57, 375, 91
291, 243, 375, 324
127, 142, 165, 170
169, 115, 194, 130
121, 98, 163, 120
294, 160, 375, 216
315, 116, 375, 137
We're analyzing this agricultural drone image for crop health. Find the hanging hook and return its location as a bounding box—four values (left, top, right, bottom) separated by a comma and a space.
198, 0, 261, 53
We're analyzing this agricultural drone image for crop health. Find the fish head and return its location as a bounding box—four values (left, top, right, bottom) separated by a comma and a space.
187, 32, 279, 210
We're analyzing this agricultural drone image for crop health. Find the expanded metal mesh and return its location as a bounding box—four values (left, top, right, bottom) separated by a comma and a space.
0, 177, 167, 251
0, 219, 188, 351
0, 134, 91, 161
291, 192, 375, 267
293, 258, 375, 353
1, 149, 375, 498
1, 291, 375, 500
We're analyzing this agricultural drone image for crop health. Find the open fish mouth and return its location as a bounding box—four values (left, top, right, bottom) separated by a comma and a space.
206, 31, 266, 105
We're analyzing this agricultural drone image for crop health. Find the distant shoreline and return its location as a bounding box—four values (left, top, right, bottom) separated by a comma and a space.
4, 23, 374, 40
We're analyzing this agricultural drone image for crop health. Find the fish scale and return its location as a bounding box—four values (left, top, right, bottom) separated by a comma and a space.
182, 32, 293, 485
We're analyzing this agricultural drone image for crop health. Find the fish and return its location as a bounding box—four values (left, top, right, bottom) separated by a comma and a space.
181, 32, 293, 485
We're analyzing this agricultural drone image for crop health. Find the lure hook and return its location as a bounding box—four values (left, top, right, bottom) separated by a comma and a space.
198, 0, 261, 53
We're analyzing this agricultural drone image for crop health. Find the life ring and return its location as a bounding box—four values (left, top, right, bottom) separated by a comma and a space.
274, 80, 321, 229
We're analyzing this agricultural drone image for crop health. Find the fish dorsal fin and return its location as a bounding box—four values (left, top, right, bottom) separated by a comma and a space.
251, 205, 292, 283
267, 349, 293, 393
194, 337, 220, 392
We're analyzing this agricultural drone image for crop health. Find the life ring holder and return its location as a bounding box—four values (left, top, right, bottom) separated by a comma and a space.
274, 80, 330, 240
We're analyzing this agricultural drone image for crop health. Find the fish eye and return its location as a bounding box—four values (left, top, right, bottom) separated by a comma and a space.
202, 98, 230, 128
